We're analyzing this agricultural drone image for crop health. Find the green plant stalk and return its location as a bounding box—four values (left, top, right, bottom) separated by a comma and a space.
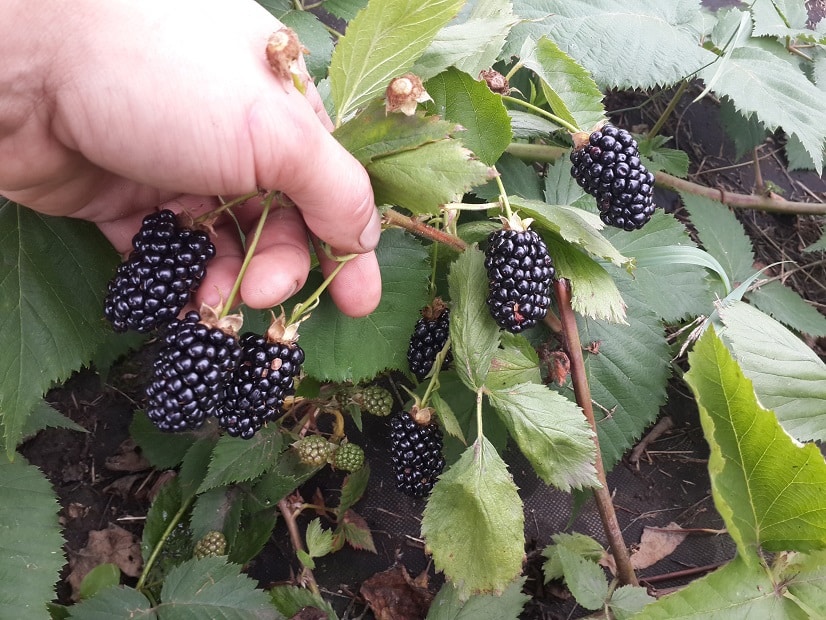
646, 80, 689, 140
278, 497, 320, 595
475, 387, 485, 441
419, 338, 451, 408
135, 494, 196, 592
495, 174, 514, 220
504, 143, 826, 215
194, 190, 261, 225
553, 278, 638, 587
384, 208, 468, 251
501, 95, 580, 134
287, 254, 354, 326
220, 191, 276, 318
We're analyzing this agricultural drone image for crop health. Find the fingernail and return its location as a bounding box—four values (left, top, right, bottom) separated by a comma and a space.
358, 207, 382, 251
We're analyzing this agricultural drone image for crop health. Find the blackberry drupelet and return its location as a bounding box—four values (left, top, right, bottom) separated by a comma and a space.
407, 301, 452, 381
104, 209, 215, 332
218, 332, 304, 439
390, 411, 445, 497
294, 435, 335, 467
361, 385, 393, 417
570, 124, 656, 230
145, 311, 241, 432
485, 228, 554, 333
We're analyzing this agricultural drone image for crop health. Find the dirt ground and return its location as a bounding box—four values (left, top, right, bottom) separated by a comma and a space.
18, 16, 826, 620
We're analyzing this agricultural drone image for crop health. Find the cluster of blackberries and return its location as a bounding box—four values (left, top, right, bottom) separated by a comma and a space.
105, 210, 303, 439
484, 228, 554, 333
570, 124, 656, 230
407, 302, 452, 381
389, 411, 445, 497
104, 210, 215, 333
143, 312, 304, 438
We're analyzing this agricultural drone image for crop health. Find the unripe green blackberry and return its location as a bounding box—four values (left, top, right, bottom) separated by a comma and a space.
294, 435, 335, 467
333, 442, 365, 472
362, 385, 393, 417
193, 531, 227, 559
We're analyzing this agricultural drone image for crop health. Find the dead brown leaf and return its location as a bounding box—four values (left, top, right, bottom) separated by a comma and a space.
361, 565, 433, 620
105, 438, 150, 472
67, 524, 142, 600
602, 522, 690, 574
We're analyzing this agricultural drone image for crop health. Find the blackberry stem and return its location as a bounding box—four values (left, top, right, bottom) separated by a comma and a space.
553, 278, 638, 587
136, 493, 196, 592
278, 497, 320, 595
475, 387, 484, 440
501, 95, 580, 134
194, 189, 261, 224
384, 208, 467, 251
419, 337, 451, 407
646, 80, 688, 141
220, 191, 276, 318
287, 253, 355, 326
494, 174, 514, 220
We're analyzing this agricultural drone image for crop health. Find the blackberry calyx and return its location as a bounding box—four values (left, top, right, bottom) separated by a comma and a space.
104, 209, 215, 333
485, 229, 554, 333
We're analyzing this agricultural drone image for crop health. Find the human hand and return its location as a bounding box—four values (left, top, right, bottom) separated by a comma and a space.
0, 0, 382, 317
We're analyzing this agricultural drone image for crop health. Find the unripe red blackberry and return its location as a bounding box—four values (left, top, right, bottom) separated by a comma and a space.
570, 124, 656, 230
104, 210, 216, 333
193, 531, 227, 559
218, 332, 304, 439
144, 311, 241, 432
389, 410, 445, 497
407, 300, 452, 381
294, 435, 335, 467
485, 227, 554, 333
333, 442, 365, 472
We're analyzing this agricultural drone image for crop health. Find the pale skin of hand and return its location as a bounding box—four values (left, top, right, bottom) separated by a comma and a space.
0, 0, 382, 317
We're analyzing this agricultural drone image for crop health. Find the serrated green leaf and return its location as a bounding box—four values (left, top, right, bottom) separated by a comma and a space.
542, 533, 605, 582
426, 577, 529, 620
300, 229, 430, 382
159, 557, 281, 619
425, 69, 513, 165
421, 437, 525, 599
369, 140, 493, 215
448, 247, 501, 391
487, 383, 598, 490
685, 327, 826, 556
305, 519, 334, 559
79, 563, 121, 601
804, 228, 826, 252
508, 109, 562, 139
507, 0, 715, 89
279, 11, 334, 82
638, 136, 691, 178
338, 464, 370, 516
486, 333, 542, 390
228, 503, 277, 566
0, 203, 117, 454
603, 211, 712, 322
334, 99, 459, 166
573, 273, 671, 469
634, 555, 807, 619
609, 585, 655, 619
556, 546, 609, 610
329, 0, 465, 120
250, 449, 320, 508
190, 487, 242, 544
254, 0, 291, 16
431, 391, 467, 444
413, 0, 517, 82
0, 457, 65, 620
67, 586, 155, 619
520, 37, 605, 132
269, 585, 337, 620
512, 198, 629, 268
130, 414, 196, 471
700, 44, 826, 172
719, 97, 769, 161
681, 193, 755, 287
339, 512, 377, 553
542, 157, 588, 207
473, 153, 543, 202
22, 400, 87, 442
321, 0, 368, 21
142, 478, 185, 563
783, 549, 826, 617
746, 280, 826, 338
751, 0, 811, 39
178, 436, 218, 499
549, 241, 627, 323
198, 426, 282, 493
717, 300, 826, 443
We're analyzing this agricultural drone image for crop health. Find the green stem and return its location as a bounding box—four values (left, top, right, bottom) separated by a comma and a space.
503, 60, 524, 83
419, 337, 451, 408
501, 95, 580, 134
219, 191, 276, 318
475, 388, 484, 441
287, 254, 354, 326
136, 494, 195, 591
646, 80, 688, 140
194, 190, 260, 225
495, 174, 514, 220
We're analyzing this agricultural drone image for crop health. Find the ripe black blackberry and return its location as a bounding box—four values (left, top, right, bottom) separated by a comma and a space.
484, 226, 554, 333
570, 124, 656, 230
407, 299, 452, 381
390, 410, 445, 497
104, 209, 215, 332
145, 311, 241, 432
218, 332, 304, 439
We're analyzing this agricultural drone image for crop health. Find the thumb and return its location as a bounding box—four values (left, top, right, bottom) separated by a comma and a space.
248, 96, 381, 254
